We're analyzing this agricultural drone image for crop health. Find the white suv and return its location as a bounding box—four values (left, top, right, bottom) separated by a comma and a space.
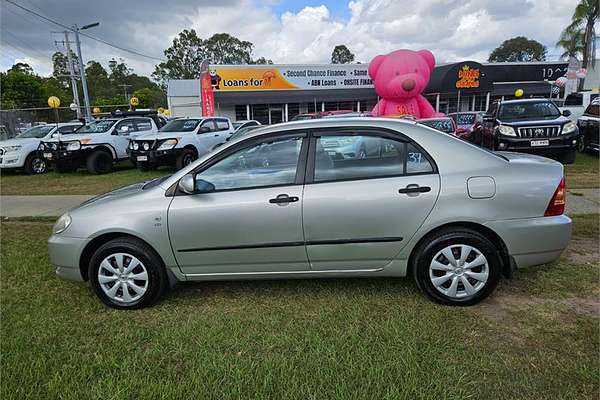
41, 113, 162, 174
128, 117, 234, 170
0, 122, 82, 174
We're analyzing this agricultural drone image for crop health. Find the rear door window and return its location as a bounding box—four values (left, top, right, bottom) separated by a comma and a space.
215, 119, 230, 131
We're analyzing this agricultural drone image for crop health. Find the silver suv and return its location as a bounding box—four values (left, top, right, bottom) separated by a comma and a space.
48, 118, 571, 309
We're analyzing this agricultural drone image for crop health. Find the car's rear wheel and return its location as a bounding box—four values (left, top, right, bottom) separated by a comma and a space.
577, 136, 587, 153
88, 238, 168, 309
176, 148, 196, 170
412, 228, 502, 306
24, 153, 47, 174
87, 150, 113, 174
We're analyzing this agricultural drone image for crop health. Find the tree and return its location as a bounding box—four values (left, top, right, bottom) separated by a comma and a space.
559, 0, 598, 70
488, 37, 547, 62
108, 58, 132, 82
152, 30, 260, 85
556, 29, 585, 59
251, 57, 273, 65
8, 62, 34, 75
132, 87, 166, 109
331, 45, 355, 64
52, 51, 78, 85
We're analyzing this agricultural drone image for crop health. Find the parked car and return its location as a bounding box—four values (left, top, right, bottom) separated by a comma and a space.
482, 98, 579, 164
560, 91, 600, 121
577, 98, 599, 153
48, 118, 571, 309
40, 111, 162, 174
417, 117, 457, 135
0, 122, 82, 174
291, 110, 355, 121
232, 120, 261, 131
447, 112, 486, 146
128, 117, 234, 170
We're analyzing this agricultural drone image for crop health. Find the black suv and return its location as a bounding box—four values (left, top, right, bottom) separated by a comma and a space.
483, 98, 579, 164
577, 98, 599, 153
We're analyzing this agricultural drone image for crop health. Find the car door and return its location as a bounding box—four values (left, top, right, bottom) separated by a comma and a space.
113, 119, 137, 158
214, 118, 233, 143
197, 119, 222, 151
168, 133, 309, 275
302, 130, 440, 270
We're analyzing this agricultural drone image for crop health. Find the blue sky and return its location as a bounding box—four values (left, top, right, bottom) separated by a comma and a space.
270, 0, 350, 19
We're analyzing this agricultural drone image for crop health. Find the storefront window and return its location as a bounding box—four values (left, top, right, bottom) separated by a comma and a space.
235, 105, 247, 121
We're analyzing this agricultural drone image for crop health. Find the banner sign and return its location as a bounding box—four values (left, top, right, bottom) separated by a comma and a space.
200, 60, 215, 116
209, 64, 373, 91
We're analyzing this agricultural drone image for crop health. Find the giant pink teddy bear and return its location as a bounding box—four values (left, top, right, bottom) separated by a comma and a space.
369, 49, 443, 118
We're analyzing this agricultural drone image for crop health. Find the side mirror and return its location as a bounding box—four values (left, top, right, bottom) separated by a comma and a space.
562, 109, 572, 117
50, 133, 58, 138
199, 126, 211, 133
178, 174, 196, 194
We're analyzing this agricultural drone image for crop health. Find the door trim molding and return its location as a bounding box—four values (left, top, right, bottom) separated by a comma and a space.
177, 236, 403, 253
184, 267, 384, 278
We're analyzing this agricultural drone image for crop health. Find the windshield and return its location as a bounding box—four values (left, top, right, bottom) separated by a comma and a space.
77, 119, 118, 134
229, 125, 260, 141
498, 101, 561, 121
160, 119, 202, 132
18, 125, 54, 138
452, 113, 476, 126
419, 119, 455, 134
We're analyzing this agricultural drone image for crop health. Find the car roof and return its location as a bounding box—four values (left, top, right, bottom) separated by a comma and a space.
417, 117, 452, 121
500, 98, 555, 104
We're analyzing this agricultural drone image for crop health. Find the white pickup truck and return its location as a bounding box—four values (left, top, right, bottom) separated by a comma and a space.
560, 91, 600, 121
128, 117, 234, 170
40, 111, 165, 174
0, 122, 82, 174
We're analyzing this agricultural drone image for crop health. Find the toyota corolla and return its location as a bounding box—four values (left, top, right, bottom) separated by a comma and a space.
48, 118, 571, 309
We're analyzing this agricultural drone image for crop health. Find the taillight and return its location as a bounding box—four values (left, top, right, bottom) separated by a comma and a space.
544, 177, 565, 216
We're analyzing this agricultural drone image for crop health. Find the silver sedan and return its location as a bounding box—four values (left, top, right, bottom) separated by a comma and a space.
48, 118, 571, 309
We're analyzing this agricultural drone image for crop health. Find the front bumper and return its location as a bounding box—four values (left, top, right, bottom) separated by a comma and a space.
48, 234, 88, 282
41, 148, 87, 165
496, 131, 580, 153
128, 148, 183, 165
485, 214, 572, 268
0, 152, 25, 169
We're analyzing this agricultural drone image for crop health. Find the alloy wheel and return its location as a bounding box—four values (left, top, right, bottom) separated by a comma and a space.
429, 244, 489, 299
97, 253, 149, 304
183, 154, 195, 166
32, 157, 46, 174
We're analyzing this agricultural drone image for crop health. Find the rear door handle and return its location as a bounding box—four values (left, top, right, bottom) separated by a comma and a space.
398, 184, 431, 194
269, 194, 299, 204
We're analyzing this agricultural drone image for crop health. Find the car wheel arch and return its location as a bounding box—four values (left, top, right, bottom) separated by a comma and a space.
79, 232, 167, 282
407, 221, 512, 279
183, 145, 198, 156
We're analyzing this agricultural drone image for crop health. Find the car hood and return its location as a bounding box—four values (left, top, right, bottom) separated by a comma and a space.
76, 181, 147, 210
134, 131, 188, 141
0, 137, 40, 147
498, 116, 571, 126
43, 133, 93, 143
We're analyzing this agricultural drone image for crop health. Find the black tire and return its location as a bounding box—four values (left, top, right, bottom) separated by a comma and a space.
175, 148, 197, 170
137, 162, 156, 171
88, 237, 168, 310
54, 161, 78, 173
23, 153, 47, 175
577, 136, 587, 153
86, 150, 113, 174
412, 228, 502, 306
557, 150, 576, 165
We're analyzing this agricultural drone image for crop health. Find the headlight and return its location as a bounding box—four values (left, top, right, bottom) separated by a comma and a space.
497, 125, 516, 137
66, 141, 81, 151
4, 145, 22, 153
38, 143, 45, 151
562, 121, 577, 134
52, 213, 72, 234
133, 142, 139, 150
143, 142, 150, 151
157, 139, 178, 151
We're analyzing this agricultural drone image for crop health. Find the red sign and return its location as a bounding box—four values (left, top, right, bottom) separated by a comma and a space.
200, 71, 215, 117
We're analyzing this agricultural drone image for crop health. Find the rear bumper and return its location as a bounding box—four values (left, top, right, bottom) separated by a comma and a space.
485, 215, 572, 268
48, 234, 88, 282
128, 148, 182, 165
496, 131, 579, 153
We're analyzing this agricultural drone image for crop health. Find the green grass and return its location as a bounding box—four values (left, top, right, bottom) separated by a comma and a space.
565, 152, 599, 189
1, 216, 598, 399
0, 161, 169, 195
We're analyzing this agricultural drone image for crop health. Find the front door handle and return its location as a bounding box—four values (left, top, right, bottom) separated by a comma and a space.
269, 194, 299, 204
398, 184, 431, 194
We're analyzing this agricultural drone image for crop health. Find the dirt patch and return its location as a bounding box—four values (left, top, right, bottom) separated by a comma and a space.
564, 237, 600, 265
559, 297, 599, 317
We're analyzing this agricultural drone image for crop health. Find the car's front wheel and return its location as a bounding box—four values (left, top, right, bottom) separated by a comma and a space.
88, 238, 168, 309
176, 148, 197, 170
577, 136, 587, 153
86, 150, 113, 174
24, 153, 47, 174
412, 228, 502, 306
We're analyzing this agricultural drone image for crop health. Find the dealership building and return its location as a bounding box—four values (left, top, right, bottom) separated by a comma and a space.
167, 60, 569, 124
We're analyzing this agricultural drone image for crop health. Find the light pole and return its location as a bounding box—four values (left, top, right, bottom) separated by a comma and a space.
73, 22, 99, 122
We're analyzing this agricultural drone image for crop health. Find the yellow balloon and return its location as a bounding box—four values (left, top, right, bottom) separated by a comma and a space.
130, 96, 139, 106
514, 89, 524, 97
93, 107, 101, 114
157, 107, 165, 114
47, 96, 60, 109
163, 109, 171, 116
